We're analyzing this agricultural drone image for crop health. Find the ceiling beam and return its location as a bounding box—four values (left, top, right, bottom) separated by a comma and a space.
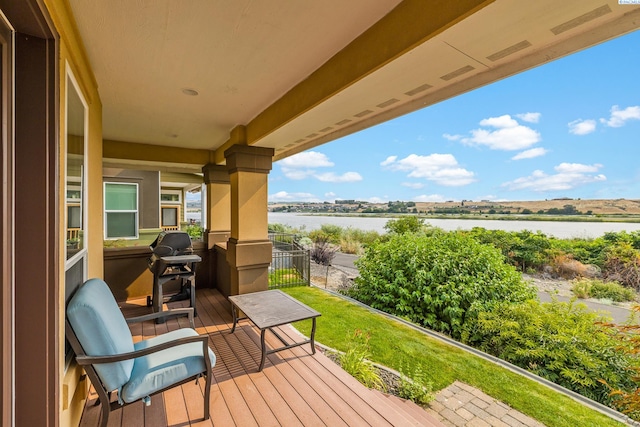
103, 139, 213, 166
212, 0, 493, 164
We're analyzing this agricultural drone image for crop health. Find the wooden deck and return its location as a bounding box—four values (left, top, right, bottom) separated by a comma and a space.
78, 287, 443, 426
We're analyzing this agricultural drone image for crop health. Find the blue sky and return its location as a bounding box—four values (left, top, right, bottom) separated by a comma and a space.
268, 29, 640, 204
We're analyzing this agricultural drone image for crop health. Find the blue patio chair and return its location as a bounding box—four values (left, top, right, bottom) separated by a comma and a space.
66, 278, 215, 427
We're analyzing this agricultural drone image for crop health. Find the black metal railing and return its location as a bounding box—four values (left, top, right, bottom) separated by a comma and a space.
268, 233, 310, 289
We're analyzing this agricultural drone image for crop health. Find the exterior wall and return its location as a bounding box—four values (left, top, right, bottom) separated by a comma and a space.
103, 168, 161, 231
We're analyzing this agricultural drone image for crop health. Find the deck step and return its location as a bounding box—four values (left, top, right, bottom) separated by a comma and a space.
371, 389, 443, 427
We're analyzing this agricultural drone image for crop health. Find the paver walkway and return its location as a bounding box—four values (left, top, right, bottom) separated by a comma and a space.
427, 381, 545, 427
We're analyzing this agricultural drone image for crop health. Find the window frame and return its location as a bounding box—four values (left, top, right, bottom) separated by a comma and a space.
64, 66, 88, 268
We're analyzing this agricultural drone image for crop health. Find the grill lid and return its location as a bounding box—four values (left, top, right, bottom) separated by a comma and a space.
150, 231, 193, 256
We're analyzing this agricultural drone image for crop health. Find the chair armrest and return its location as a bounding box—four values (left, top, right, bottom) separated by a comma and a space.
75, 334, 209, 366
126, 307, 195, 328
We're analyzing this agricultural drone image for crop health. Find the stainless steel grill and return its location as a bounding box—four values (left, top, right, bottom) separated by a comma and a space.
147, 231, 201, 321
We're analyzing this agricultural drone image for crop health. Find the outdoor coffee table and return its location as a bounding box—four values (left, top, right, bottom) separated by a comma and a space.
228, 290, 321, 371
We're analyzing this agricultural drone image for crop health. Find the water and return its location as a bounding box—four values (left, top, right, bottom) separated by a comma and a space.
269, 212, 640, 239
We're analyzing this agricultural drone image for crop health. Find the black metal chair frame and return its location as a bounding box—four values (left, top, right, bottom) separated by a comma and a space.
65, 308, 212, 427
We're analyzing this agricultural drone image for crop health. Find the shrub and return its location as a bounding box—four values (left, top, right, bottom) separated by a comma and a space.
590, 280, 636, 302
185, 224, 203, 240
550, 252, 590, 279
466, 228, 551, 272
342, 227, 380, 247
572, 278, 636, 302
603, 242, 640, 290
384, 216, 426, 234
318, 224, 344, 244
310, 239, 337, 266
308, 229, 330, 243
601, 306, 640, 420
296, 236, 312, 248
571, 278, 592, 299
339, 236, 362, 255
462, 299, 637, 406
268, 223, 291, 233
397, 364, 434, 405
347, 231, 536, 338
549, 237, 609, 268
338, 330, 385, 391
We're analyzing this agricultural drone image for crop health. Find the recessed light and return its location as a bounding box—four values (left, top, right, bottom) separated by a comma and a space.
182, 88, 199, 96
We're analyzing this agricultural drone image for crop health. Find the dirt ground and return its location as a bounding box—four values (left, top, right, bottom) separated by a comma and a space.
310, 263, 357, 292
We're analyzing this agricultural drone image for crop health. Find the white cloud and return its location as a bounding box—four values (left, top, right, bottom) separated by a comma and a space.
568, 119, 596, 135
402, 182, 425, 189
380, 156, 397, 166
555, 162, 602, 173
511, 147, 548, 160
314, 171, 363, 183
413, 194, 446, 202
278, 151, 334, 168
460, 114, 541, 150
382, 153, 475, 186
516, 112, 541, 123
480, 115, 519, 128
324, 192, 336, 199
443, 133, 462, 141
502, 163, 606, 192
281, 167, 315, 180
600, 105, 640, 128
268, 191, 321, 202
278, 151, 360, 184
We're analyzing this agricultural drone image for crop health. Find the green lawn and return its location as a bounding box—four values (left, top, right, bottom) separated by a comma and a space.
283, 286, 625, 427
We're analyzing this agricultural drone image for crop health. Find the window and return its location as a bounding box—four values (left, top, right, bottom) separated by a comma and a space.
65, 66, 89, 369
161, 206, 180, 229
161, 192, 180, 203
65, 71, 86, 261
104, 182, 138, 239
161, 189, 182, 230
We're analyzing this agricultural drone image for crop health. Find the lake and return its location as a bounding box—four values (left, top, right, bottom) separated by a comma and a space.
269, 212, 640, 239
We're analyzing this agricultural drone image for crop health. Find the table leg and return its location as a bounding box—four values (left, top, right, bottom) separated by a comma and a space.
310, 317, 317, 354
230, 304, 238, 333
259, 329, 267, 371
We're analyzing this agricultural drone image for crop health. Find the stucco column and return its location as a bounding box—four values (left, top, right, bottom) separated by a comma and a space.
224, 144, 274, 295
202, 164, 231, 249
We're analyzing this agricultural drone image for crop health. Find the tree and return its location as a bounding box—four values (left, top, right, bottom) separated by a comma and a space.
384, 216, 426, 234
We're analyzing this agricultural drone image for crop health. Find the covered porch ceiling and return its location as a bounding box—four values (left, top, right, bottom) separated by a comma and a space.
69, 0, 640, 172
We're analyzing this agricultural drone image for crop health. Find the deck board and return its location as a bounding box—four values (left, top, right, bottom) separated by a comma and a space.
78, 287, 444, 427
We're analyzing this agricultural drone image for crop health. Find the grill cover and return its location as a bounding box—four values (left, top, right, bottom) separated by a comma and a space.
150, 230, 193, 257
147, 231, 201, 320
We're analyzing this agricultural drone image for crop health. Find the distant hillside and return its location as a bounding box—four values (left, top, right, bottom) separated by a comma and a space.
415, 198, 640, 215
269, 198, 640, 216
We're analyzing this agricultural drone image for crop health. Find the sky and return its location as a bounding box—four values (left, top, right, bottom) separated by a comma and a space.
268, 29, 640, 204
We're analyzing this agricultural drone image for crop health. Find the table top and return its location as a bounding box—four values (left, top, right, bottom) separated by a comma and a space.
228, 290, 320, 329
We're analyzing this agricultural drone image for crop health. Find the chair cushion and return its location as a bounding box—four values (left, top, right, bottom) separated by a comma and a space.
120, 328, 216, 403
66, 278, 135, 392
